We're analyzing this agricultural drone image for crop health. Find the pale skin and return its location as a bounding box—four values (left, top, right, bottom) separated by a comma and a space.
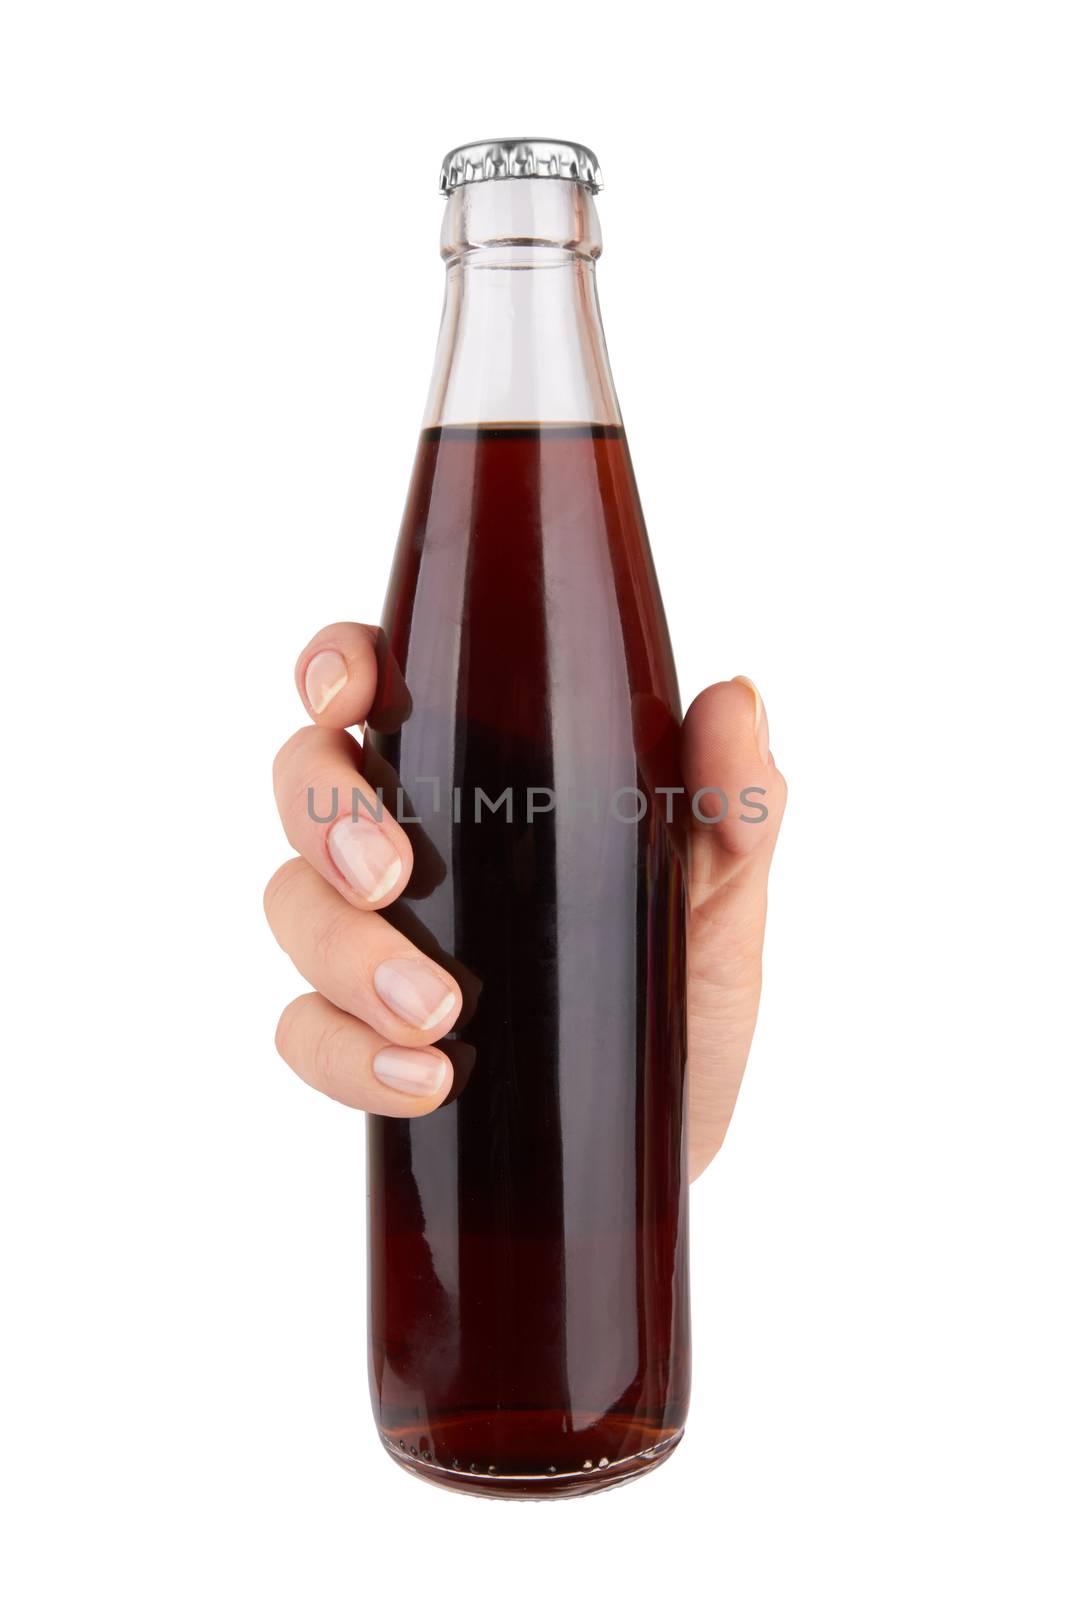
266, 623, 787, 1181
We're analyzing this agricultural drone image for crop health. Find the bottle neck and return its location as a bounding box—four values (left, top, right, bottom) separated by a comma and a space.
422, 178, 621, 429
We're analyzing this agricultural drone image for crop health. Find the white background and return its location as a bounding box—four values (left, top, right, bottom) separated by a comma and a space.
2, 2, 1064, 1595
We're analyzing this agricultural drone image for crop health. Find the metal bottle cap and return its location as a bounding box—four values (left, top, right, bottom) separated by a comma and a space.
439, 138, 603, 196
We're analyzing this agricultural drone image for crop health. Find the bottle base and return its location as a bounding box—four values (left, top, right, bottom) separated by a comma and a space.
380, 1425, 684, 1500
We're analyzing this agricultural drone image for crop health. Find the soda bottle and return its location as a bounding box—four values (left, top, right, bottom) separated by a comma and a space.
365, 139, 690, 1497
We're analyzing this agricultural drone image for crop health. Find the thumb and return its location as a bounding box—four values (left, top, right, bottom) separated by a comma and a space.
682, 676, 787, 896
681, 676, 787, 1177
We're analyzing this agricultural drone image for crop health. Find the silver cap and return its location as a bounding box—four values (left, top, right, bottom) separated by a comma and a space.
439, 138, 603, 196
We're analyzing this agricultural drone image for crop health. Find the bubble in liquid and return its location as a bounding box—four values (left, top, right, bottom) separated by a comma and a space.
598, 1457, 609, 1468
582, 1459, 593, 1470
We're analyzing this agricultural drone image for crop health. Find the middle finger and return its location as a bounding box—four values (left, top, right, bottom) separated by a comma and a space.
273, 724, 413, 911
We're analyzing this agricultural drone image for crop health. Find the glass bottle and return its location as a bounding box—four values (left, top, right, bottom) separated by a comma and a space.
365, 139, 689, 1497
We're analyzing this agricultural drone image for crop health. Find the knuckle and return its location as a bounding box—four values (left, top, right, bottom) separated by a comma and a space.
284, 770, 339, 844
274, 993, 308, 1062
311, 903, 355, 972
263, 858, 306, 927
274, 729, 359, 844
312, 1015, 353, 1099
273, 724, 321, 788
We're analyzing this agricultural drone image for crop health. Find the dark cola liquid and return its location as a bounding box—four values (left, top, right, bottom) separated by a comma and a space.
364, 423, 690, 1497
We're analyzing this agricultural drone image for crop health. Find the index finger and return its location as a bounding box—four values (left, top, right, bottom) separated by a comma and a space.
296, 622, 380, 729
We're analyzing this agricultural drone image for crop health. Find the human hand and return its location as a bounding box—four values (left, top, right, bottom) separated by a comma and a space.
265, 623, 786, 1180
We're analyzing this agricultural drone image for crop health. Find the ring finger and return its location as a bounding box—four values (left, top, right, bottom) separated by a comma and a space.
263, 857, 463, 1046
276, 991, 453, 1113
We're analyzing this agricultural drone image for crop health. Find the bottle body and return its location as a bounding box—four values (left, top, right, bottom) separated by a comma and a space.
364, 160, 689, 1497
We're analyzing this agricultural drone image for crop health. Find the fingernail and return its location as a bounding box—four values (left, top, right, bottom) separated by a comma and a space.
328, 816, 402, 904
372, 1046, 449, 1098
305, 649, 347, 714
733, 675, 770, 764
374, 959, 457, 1030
